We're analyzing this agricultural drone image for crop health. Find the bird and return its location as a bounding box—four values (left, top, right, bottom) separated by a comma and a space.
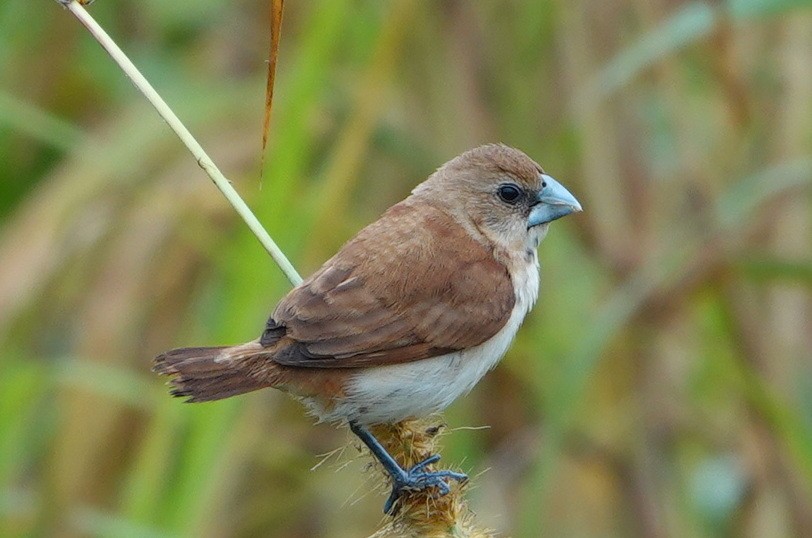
153, 143, 582, 514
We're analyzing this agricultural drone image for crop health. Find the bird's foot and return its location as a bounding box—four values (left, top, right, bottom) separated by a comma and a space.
383, 454, 468, 514
347, 421, 467, 514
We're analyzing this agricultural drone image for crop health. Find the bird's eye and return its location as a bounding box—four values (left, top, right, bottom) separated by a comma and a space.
497, 183, 522, 204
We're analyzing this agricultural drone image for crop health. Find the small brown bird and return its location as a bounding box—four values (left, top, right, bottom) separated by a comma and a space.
154, 144, 581, 513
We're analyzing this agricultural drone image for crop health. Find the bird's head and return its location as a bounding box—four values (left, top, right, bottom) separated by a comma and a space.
413, 144, 582, 252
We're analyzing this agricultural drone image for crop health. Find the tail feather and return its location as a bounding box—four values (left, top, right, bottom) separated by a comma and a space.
153, 341, 276, 402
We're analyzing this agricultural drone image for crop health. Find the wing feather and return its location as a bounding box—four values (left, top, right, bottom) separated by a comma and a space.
267, 201, 515, 368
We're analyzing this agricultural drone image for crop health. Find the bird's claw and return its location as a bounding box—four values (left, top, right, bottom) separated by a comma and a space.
383, 454, 468, 514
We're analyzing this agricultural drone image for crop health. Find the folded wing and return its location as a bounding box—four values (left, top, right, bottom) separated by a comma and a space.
263, 201, 515, 368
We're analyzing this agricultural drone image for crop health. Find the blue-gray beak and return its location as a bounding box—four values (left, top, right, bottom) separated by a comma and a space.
527, 174, 582, 228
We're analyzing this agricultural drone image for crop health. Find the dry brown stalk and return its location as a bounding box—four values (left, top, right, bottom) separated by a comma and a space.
364, 420, 494, 538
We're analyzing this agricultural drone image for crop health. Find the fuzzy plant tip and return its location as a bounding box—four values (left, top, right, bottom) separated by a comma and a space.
359, 419, 494, 538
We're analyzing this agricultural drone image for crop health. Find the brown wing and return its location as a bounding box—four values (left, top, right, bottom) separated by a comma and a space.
263, 201, 515, 368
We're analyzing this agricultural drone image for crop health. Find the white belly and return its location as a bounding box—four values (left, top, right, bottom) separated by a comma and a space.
315, 254, 540, 426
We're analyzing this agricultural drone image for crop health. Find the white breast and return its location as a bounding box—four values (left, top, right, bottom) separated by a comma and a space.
316, 252, 540, 426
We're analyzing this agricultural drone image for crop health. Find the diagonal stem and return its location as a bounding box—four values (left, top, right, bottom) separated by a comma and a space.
53, 0, 302, 287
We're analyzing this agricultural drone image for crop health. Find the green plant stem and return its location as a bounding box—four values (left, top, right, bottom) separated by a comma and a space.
55, 0, 302, 287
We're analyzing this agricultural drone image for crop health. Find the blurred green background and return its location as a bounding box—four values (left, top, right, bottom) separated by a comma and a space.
2, 1, 811, 536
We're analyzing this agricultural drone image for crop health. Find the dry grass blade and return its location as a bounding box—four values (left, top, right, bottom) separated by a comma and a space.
262, 0, 285, 157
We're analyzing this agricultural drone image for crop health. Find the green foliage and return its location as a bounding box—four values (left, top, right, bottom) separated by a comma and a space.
1, 1, 811, 536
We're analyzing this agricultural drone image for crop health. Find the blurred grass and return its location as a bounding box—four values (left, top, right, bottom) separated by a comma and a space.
1, 1, 811, 537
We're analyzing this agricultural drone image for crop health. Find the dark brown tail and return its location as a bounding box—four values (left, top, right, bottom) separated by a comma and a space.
153, 341, 276, 402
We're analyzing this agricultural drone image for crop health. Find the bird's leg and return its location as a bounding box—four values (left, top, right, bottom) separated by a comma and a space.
349, 421, 468, 514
